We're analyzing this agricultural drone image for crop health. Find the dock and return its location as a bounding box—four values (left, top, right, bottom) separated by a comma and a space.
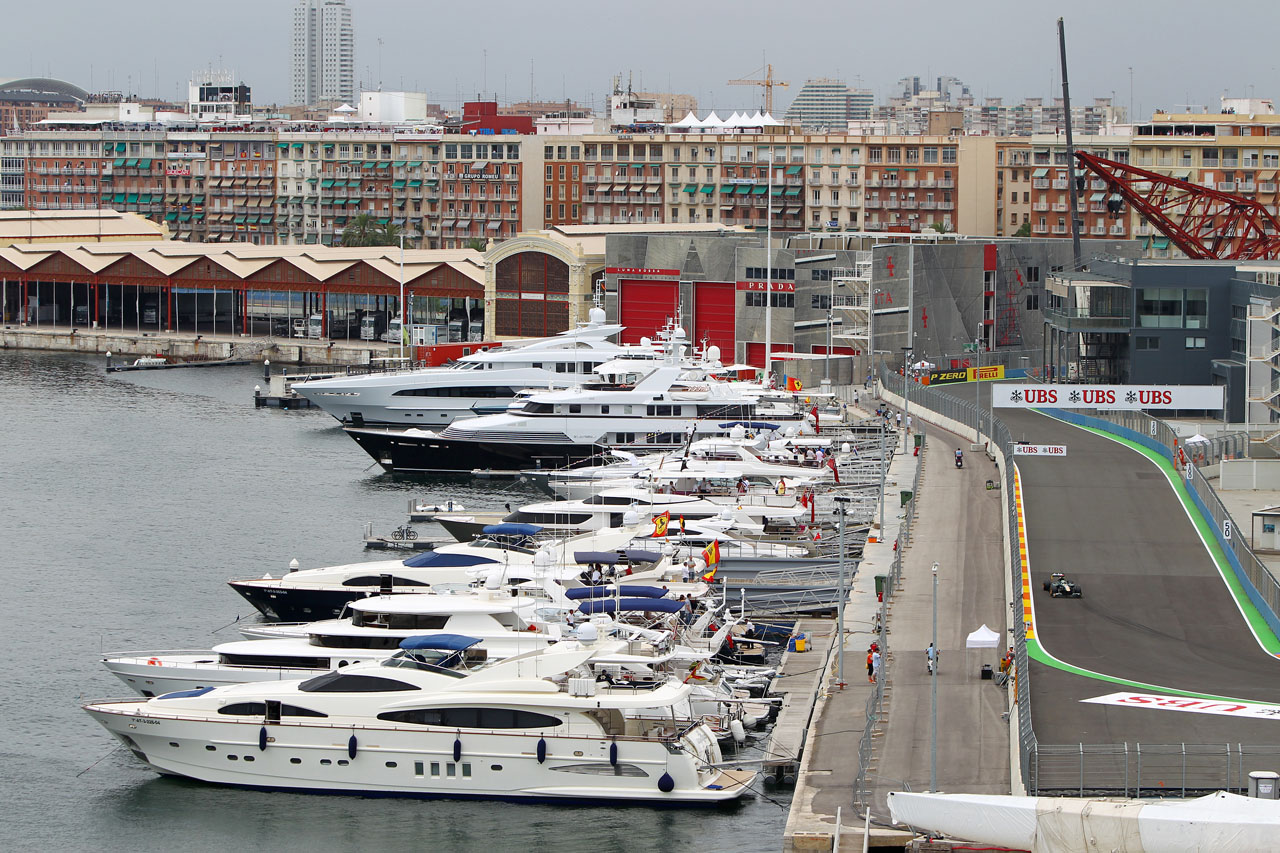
762, 617, 838, 784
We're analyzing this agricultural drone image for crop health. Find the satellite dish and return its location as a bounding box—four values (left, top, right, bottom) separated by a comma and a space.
623, 510, 640, 526
730, 424, 746, 439
588, 306, 606, 325
841, 442, 851, 453
640, 336, 652, 347
706, 345, 721, 363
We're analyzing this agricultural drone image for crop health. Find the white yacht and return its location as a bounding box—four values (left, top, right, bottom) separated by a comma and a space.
84, 644, 756, 803
227, 522, 658, 622
293, 311, 648, 427
342, 331, 808, 474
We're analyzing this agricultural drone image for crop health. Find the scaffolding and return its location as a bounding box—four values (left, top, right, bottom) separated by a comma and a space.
830, 251, 874, 359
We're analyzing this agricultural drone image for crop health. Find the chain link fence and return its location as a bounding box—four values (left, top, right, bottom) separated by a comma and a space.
851, 432, 926, 809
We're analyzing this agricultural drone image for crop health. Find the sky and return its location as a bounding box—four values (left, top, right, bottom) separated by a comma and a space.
2, 0, 1276, 120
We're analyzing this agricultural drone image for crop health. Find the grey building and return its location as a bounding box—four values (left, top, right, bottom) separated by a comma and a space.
1045, 257, 1280, 422
292, 0, 356, 106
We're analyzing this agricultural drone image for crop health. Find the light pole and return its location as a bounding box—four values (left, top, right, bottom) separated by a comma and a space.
835, 495, 850, 688
974, 337, 982, 439
398, 232, 406, 360
931, 560, 939, 793
878, 422, 887, 539
902, 346, 913, 449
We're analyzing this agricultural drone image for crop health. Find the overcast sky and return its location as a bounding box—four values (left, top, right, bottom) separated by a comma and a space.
4, 0, 1275, 120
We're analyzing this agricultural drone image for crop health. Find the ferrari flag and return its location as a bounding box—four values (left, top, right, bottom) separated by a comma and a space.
652, 511, 670, 537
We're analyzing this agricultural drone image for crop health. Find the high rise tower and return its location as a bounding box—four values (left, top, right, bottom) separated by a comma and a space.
291, 0, 355, 106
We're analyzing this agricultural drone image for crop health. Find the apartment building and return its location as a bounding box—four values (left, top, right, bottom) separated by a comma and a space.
993, 134, 1133, 241
292, 0, 356, 106
1128, 112, 1280, 255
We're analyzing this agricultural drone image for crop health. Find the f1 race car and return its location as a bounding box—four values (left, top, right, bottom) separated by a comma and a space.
1043, 572, 1082, 598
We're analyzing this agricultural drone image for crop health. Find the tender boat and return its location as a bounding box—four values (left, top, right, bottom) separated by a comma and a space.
83, 641, 757, 804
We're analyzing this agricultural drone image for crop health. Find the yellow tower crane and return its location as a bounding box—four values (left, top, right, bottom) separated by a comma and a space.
728, 64, 789, 116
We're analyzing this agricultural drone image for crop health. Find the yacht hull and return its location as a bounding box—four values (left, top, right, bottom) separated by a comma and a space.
228, 581, 389, 622
84, 702, 752, 805
345, 427, 608, 474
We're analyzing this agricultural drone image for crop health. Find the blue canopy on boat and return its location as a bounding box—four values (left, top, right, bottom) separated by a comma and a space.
402, 551, 500, 568
156, 686, 215, 700
576, 597, 685, 615
716, 421, 780, 431
575, 550, 620, 565
622, 549, 662, 563
481, 523, 543, 536
398, 634, 483, 652
564, 585, 669, 601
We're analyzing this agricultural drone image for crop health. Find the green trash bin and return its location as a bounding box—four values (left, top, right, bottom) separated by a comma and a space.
874, 575, 887, 597
900, 490, 913, 507
914, 434, 923, 448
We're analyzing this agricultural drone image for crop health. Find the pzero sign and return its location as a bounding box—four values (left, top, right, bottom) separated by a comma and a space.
992, 385, 1225, 411
1010, 444, 1067, 457
1081, 692, 1280, 721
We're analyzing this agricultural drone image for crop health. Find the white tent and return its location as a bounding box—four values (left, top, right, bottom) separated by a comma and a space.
761, 112, 783, 126
748, 110, 765, 126
965, 624, 1001, 648
675, 110, 701, 128
702, 110, 725, 128
1186, 433, 1210, 444
725, 111, 743, 127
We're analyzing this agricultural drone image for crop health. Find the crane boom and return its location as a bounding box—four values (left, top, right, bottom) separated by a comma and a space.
1075, 151, 1280, 260
728, 64, 789, 115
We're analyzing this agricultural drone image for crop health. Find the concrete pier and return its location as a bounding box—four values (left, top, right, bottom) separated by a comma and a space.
763, 618, 838, 783
1, 324, 395, 366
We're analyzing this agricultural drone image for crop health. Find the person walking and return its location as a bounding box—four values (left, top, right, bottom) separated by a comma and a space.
866, 649, 875, 683
925, 643, 938, 675
905, 414, 912, 434
871, 649, 882, 682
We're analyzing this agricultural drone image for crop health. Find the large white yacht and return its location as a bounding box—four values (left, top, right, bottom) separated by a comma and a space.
83, 644, 756, 803
294, 310, 659, 427
343, 333, 808, 474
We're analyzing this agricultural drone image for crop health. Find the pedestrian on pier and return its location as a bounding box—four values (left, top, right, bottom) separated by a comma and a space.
866, 650, 875, 683
872, 649, 882, 681
895, 412, 902, 429
905, 414, 912, 434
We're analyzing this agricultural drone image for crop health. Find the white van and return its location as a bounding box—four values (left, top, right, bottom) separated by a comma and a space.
381, 318, 404, 344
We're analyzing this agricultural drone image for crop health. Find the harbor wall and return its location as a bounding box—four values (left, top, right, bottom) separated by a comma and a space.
0, 327, 380, 366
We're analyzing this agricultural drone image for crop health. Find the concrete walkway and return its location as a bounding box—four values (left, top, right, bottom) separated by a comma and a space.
783, 407, 1010, 850
865, 420, 1009, 814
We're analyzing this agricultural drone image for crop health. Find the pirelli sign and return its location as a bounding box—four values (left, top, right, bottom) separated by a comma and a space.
925, 365, 1006, 386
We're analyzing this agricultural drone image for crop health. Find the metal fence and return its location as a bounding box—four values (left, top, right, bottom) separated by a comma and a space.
851, 431, 926, 809
890, 375, 1280, 796
1032, 743, 1280, 798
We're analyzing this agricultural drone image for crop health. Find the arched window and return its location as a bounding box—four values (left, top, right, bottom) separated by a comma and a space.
494, 252, 570, 336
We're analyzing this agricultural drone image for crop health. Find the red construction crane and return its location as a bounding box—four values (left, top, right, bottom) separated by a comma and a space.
1074, 150, 1280, 260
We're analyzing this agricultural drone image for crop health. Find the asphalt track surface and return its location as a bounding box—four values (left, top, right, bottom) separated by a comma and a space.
1001, 408, 1280, 744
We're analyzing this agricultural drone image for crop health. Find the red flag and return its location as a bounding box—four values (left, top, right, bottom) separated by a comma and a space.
810, 405, 820, 434
827, 456, 840, 484
700, 540, 720, 580
651, 511, 670, 537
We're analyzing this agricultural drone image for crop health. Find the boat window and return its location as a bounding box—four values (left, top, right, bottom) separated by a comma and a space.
215, 702, 328, 718
549, 763, 649, 777
219, 653, 331, 669
352, 612, 450, 630
299, 673, 419, 693
582, 495, 631, 506
392, 386, 515, 398
521, 402, 554, 414
311, 635, 405, 650
376, 707, 563, 729
341, 576, 431, 588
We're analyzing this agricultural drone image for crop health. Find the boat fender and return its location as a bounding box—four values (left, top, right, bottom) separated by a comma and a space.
729, 718, 747, 744
536, 737, 547, 764
147, 657, 161, 666
258, 726, 269, 751
658, 771, 675, 793
609, 740, 618, 767
453, 737, 462, 762
347, 734, 358, 760
528, 624, 538, 632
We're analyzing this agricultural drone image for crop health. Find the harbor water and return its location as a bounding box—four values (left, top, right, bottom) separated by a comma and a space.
0, 350, 790, 852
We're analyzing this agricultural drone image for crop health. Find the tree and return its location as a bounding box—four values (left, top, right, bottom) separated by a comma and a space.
1014, 221, 1032, 238
464, 238, 488, 252
340, 213, 402, 247
930, 221, 953, 234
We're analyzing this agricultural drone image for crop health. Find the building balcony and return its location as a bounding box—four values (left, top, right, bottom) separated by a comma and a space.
864, 199, 882, 209
1240, 182, 1257, 193
881, 178, 900, 188
919, 200, 937, 210
1052, 202, 1068, 212
1110, 225, 1127, 235
918, 179, 937, 188
1201, 158, 1219, 168
1052, 225, 1068, 234
901, 179, 918, 189
1033, 179, 1050, 189
865, 177, 881, 188
1031, 202, 1049, 212
900, 200, 918, 209
937, 201, 954, 210
1052, 179, 1069, 190
1044, 305, 1132, 331
808, 176, 822, 185
844, 177, 859, 188
1090, 225, 1107, 235
938, 179, 954, 189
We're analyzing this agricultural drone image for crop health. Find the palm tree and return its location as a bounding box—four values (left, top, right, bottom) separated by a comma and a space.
341, 213, 402, 247
464, 238, 487, 252
930, 221, 953, 234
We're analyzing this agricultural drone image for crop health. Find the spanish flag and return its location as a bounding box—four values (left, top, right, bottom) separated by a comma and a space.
701, 540, 720, 580
652, 510, 671, 537
786, 376, 803, 392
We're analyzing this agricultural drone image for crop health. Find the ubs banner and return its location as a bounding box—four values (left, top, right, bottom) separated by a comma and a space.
992, 384, 1224, 411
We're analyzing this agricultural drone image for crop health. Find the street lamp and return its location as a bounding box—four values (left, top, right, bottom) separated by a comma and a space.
835, 495, 851, 689
902, 346, 913, 448
931, 560, 939, 793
